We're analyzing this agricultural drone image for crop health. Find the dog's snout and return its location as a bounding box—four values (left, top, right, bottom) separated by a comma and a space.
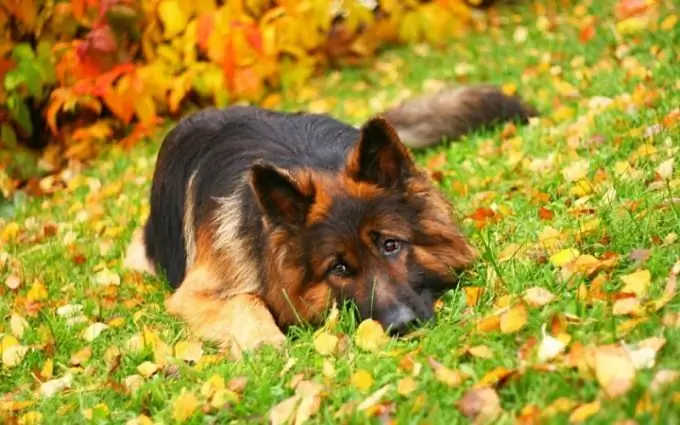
380, 304, 418, 335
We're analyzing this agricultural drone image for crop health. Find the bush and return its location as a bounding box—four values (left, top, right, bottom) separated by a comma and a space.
0, 0, 481, 190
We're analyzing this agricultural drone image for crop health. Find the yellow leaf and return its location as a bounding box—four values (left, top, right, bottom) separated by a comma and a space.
468, 345, 494, 359
350, 369, 374, 391
27, 281, 48, 301
93, 268, 121, 286
172, 391, 199, 423
523, 287, 556, 308
476, 366, 513, 388
18, 411, 43, 425
657, 158, 674, 180
550, 249, 580, 267
620, 269, 651, 297
313, 331, 338, 356
594, 345, 635, 398
1, 221, 20, 241
69, 346, 92, 366
134, 95, 157, 127
10, 313, 29, 339
125, 415, 155, 425
427, 357, 469, 388
476, 314, 501, 333
137, 361, 159, 378
397, 376, 417, 396
562, 160, 589, 182
660, 14, 678, 31
354, 319, 389, 353
500, 303, 528, 334
174, 340, 204, 363
40, 374, 73, 398
2, 344, 29, 367
41, 358, 54, 380
158, 0, 190, 39
569, 400, 600, 423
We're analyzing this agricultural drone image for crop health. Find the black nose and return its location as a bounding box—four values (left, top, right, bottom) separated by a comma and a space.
381, 305, 419, 335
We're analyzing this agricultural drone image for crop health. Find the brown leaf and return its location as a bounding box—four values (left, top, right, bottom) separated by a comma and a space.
523, 287, 556, 308
69, 346, 92, 366
456, 388, 503, 425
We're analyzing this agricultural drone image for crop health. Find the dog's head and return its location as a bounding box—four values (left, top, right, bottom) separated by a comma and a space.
249, 118, 476, 334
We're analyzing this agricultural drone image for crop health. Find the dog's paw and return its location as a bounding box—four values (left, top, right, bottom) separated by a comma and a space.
227, 329, 286, 359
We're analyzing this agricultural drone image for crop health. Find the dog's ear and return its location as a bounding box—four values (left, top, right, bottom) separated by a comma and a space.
249, 161, 314, 227
346, 117, 418, 189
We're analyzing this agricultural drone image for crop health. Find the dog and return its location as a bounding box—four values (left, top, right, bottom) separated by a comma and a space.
124, 85, 536, 357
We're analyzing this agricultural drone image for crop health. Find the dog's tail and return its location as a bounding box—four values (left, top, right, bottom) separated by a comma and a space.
378, 85, 538, 149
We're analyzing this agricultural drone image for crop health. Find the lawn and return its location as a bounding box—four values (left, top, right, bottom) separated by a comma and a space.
1, 0, 680, 424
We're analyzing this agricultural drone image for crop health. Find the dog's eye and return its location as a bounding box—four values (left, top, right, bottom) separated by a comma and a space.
381, 239, 402, 256
330, 261, 351, 277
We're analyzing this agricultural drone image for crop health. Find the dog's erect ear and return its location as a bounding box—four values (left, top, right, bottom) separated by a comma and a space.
249, 161, 314, 227
345, 117, 418, 189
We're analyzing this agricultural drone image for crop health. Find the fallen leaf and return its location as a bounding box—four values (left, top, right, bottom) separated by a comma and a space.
40, 374, 73, 397
523, 287, 556, 307
500, 303, 528, 334
270, 396, 299, 425
137, 361, 159, 378
537, 325, 567, 362
475, 367, 514, 388
594, 345, 635, 398
468, 345, 494, 359
10, 313, 29, 339
355, 319, 389, 353
350, 369, 374, 391
2, 344, 29, 367
357, 384, 391, 411
656, 158, 674, 180
612, 297, 641, 316
427, 357, 469, 388
628, 248, 651, 264
82, 322, 108, 341
18, 411, 43, 425
93, 268, 121, 286
457, 387, 503, 425
174, 340, 203, 363
620, 270, 651, 297
650, 369, 679, 393
550, 249, 580, 267
313, 331, 339, 356
397, 376, 417, 396
69, 346, 92, 366
172, 391, 198, 423
27, 280, 48, 301
569, 400, 600, 423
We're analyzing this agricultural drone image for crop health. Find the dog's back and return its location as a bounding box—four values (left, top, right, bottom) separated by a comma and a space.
143, 106, 360, 286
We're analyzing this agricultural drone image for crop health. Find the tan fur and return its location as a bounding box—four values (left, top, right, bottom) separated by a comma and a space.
183, 170, 198, 270
166, 225, 284, 357
123, 228, 156, 275
210, 187, 261, 296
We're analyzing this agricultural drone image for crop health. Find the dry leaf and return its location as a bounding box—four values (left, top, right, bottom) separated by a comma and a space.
457, 387, 503, 425
569, 400, 600, 423
137, 361, 159, 378
69, 346, 92, 366
174, 340, 203, 363
650, 369, 679, 393
172, 391, 198, 423
355, 319, 389, 353
40, 374, 73, 397
313, 331, 339, 356
350, 369, 374, 391
612, 297, 641, 316
656, 158, 674, 180
593, 345, 635, 398
10, 313, 29, 339
620, 269, 651, 297
550, 249, 580, 267
357, 385, 391, 411
397, 376, 417, 396
500, 303, 528, 334
93, 268, 121, 286
427, 357, 469, 388
82, 322, 108, 341
523, 287, 556, 308
468, 345, 494, 359
537, 325, 567, 362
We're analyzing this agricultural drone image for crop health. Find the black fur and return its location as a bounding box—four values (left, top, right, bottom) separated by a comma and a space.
144, 106, 361, 287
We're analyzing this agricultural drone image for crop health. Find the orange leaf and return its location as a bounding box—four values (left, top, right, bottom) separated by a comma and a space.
196, 13, 214, 52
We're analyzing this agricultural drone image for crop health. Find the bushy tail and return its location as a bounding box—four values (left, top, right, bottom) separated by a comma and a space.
378, 85, 538, 149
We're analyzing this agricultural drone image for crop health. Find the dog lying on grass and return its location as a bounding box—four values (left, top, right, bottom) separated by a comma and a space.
124, 85, 536, 357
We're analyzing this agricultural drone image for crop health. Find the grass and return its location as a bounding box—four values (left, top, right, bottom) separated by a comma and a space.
2, 0, 680, 423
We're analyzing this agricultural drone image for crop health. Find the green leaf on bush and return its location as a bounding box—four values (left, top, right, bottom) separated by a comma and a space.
1, 124, 18, 148
11, 43, 36, 62
7, 94, 33, 137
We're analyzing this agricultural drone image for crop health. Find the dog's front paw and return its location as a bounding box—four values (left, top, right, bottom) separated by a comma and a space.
228, 328, 286, 359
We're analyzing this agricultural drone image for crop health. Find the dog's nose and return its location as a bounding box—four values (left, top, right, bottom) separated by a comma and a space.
382, 304, 418, 335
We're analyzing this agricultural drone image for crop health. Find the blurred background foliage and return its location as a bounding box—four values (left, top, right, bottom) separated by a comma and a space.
0, 0, 501, 197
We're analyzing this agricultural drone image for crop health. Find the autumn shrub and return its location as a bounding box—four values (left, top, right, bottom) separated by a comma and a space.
0, 0, 487, 193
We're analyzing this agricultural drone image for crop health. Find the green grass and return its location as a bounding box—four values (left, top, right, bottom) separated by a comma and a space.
2, 1, 680, 423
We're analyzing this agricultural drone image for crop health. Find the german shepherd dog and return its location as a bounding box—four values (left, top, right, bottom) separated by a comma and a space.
124, 85, 536, 357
